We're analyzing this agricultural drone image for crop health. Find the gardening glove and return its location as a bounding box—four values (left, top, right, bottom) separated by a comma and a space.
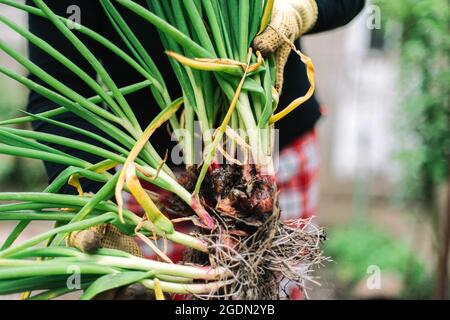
253, 0, 318, 93
67, 225, 154, 300
67, 224, 143, 258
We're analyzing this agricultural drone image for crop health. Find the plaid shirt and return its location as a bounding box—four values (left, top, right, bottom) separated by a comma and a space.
277, 129, 319, 221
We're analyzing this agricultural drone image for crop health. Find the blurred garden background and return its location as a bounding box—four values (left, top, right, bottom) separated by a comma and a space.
0, 0, 449, 299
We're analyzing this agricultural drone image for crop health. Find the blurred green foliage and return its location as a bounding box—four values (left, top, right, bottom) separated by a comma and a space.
0, 75, 46, 191
325, 223, 432, 299
378, 0, 450, 210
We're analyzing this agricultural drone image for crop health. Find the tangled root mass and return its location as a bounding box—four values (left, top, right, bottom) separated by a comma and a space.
165, 165, 327, 299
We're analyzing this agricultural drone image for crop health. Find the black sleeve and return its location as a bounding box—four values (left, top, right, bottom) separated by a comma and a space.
26, 0, 107, 193
308, 0, 366, 34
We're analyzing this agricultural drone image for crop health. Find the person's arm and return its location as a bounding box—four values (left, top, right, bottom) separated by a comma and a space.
309, 0, 366, 34
253, 0, 365, 92
26, 2, 153, 269
26, 0, 108, 192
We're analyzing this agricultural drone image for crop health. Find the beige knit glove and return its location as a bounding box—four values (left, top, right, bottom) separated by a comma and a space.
67, 224, 143, 258
253, 0, 318, 93
67, 225, 153, 299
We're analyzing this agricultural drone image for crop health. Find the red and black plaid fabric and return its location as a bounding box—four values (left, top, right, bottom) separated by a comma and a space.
124, 129, 320, 299
277, 129, 319, 221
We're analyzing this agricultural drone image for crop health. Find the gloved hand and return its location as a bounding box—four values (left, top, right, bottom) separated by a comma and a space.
253, 0, 318, 93
67, 224, 143, 257
67, 224, 154, 300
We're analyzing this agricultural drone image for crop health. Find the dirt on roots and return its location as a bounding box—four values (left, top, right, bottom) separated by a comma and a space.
163, 164, 328, 299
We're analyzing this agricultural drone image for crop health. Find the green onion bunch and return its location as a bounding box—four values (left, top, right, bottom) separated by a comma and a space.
0, 0, 322, 300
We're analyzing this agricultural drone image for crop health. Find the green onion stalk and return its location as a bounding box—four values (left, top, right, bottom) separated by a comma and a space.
0, 0, 321, 299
